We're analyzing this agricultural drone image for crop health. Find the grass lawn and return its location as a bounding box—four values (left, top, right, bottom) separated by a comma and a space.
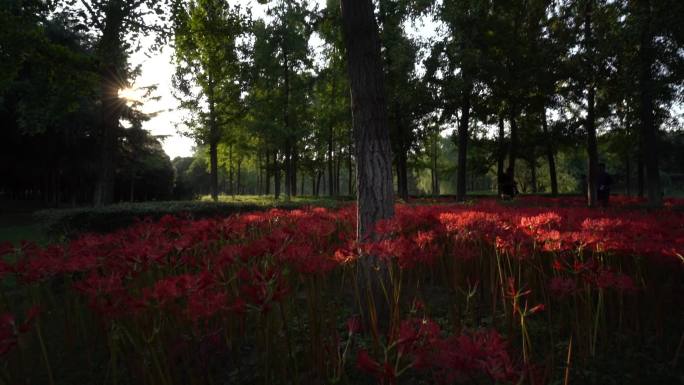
0, 210, 47, 245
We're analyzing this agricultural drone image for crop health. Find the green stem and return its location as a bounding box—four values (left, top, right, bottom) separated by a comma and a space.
35, 318, 55, 385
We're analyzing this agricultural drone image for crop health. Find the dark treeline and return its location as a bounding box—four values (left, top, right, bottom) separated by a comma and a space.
1, 0, 683, 208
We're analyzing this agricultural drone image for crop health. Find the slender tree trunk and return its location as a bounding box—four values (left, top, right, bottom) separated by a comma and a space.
237, 159, 242, 195
328, 82, 336, 198
584, 0, 599, 207
397, 150, 409, 201
432, 129, 440, 196
637, 0, 661, 206
637, 150, 644, 197
274, 150, 281, 200
497, 116, 505, 196
229, 144, 234, 197
507, 106, 519, 179
284, 145, 291, 198
265, 150, 271, 196
530, 158, 537, 193
625, 153, 631, 196
290, 148, 298, 196
541, 110, 558, 196
348, 144, 354, 196
456, 85, 472, 202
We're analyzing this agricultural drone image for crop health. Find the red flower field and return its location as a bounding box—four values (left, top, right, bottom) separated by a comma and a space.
0, 197, 682, 384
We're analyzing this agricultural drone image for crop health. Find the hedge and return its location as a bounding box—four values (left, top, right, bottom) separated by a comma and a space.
34, 199, 347, 239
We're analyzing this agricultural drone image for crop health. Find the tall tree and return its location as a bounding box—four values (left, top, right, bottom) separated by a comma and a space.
65, 0, 172, 206
173, 0, 246, 201
340, 0, 395, 239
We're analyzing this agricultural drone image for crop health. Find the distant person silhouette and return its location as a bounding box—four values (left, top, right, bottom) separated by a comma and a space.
597, 163, 612, 207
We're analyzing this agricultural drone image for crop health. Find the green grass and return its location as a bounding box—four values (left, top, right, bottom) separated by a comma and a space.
0, 210, 47, 245
200, 194, 353, 204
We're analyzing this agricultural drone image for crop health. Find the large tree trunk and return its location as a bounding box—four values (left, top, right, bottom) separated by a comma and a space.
93, 3, 125, 207
584, 0, 599, 207
637, 0, 661, 206
341, 0, 394, 239
456, 85, 472, 202
541, 110, 558, 196
341, 0, 395, 335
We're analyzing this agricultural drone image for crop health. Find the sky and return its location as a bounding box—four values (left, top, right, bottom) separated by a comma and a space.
129, 0, 330, 160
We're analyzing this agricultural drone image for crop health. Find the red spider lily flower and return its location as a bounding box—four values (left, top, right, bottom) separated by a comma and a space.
613, 273, 636, 292
549, 277, 577, 298
357, 349, 381, 375
333, 246, 358, 265
0, 314, 17, 357
18, 305, 41, 333
0, 259, 14, 279
346, 316, 361, 335
528, 304, 545, 314
0, 242, 14, 257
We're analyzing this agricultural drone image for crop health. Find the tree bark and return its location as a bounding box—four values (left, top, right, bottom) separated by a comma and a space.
93, 3, 125, 207
341, 0, 395, 335
208, 85, 219, 202
397, 150, 409, 201
432, 127, 440, 196
341, 0, 395, 239
584, 0, 599, 207
507, 106, 519, 179
541, 110, 558, 196
274, 150, 281, 200
637, 0, 661, 206
497, 116, 505, 196
456, 85, 472, 202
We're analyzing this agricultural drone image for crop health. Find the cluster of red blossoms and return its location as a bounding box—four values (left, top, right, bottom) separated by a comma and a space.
356, 318, 517, 384
0, 198, 682, 382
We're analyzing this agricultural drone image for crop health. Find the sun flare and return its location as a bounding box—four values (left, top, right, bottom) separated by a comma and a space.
118, 87, 143, 104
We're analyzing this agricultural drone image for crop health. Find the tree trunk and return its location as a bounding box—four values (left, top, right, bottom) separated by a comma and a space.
229, 144, 234, 197
456, 86, 472, 202
432, 128, 440, 196
274, 150, 281, 200
265, 150, 271, 195
507, 106, 519, 180
637, 0, 661, 206
341, 0, 394, 239
348, 143, 354, 196
541, 110, 558, 196
530, 158, 537, 193
397, 150, 409, 201
328, 84, 335, 198
93, 4, 125, 207
584, 0, 599, 207
625, 153, 631, 196
237, 159, 242, 195
341, 0, 395, 335
497, 116, 505, 196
